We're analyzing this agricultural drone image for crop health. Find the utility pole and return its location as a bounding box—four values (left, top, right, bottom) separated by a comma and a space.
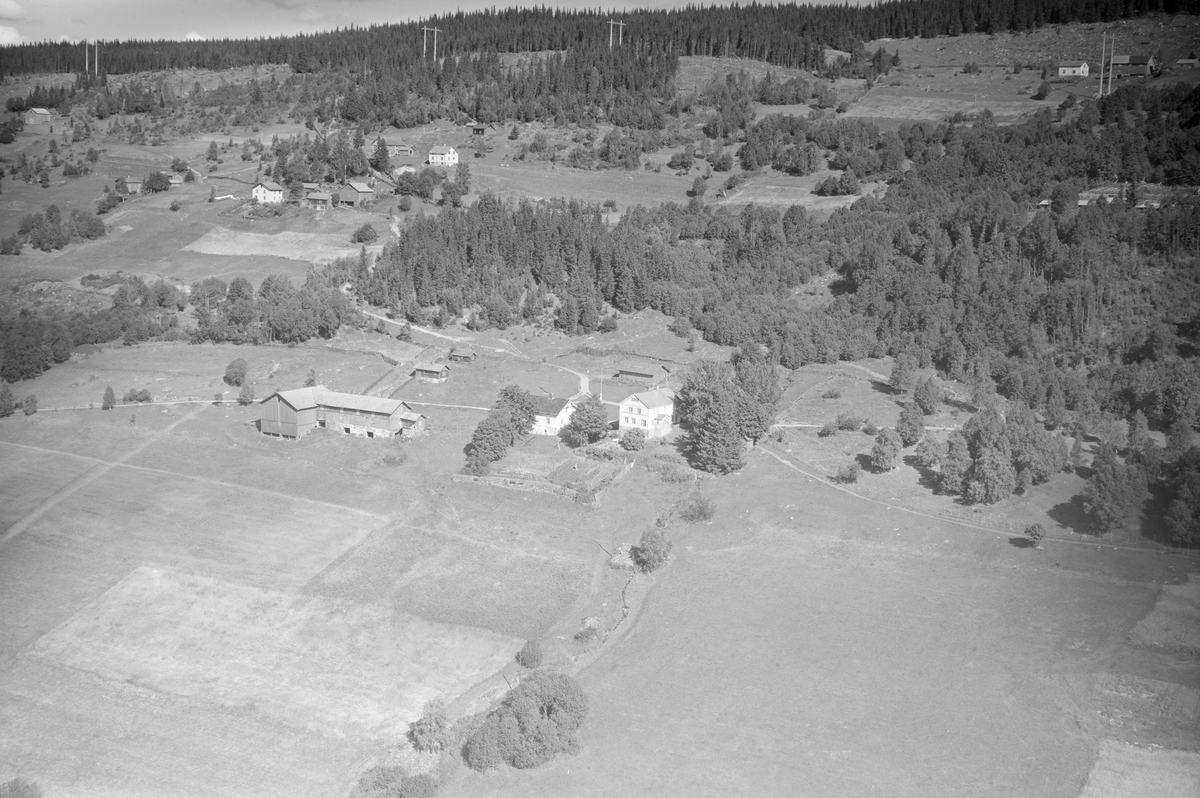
1098, 31, 1105, 98
85, 40, 88, 75
422, 26, 441, 60
606, 20, 625, 49
1107, 34, 1114, 96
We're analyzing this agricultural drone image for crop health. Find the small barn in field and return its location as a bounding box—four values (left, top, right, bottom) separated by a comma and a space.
448, 346, 477, 363
337, 181, 375, 207
259, 387, 426, 439
616, 360, 671, 385
24, 108, 52, 125
412, 363, 450, 382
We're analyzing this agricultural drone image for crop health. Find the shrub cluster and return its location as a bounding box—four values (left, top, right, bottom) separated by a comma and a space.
464, 671, 587, 771
516, 639, 544, 669
122, 388, 152, 403
678, 493, 716, 524
408, 699, 452, 754
631, 528, 672, 572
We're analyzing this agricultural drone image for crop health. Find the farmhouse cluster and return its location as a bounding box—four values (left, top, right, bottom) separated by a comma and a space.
256, 353, 679, 444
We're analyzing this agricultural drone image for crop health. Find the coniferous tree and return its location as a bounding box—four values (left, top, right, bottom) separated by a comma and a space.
102, 385, 115, 410
691, 388, 746, 474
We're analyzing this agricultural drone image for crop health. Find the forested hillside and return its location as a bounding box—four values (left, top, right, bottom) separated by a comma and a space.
4, 0, 1198, 80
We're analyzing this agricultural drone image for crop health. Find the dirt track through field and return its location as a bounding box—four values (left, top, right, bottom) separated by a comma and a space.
0, 405, 206, 548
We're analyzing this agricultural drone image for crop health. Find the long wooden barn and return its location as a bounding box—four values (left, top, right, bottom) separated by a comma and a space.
259, 387, 425, 439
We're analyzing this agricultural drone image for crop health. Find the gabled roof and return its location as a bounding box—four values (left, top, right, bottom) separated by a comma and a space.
301, 182, 320, 190
28, 107, 51, 116
622, 388, 675, 409
429, 145, 456, 154
413, 362, 448, 373
263, 386, 408, 416
617, 359, 670, 377
343, 181, 373, 193
1110, 55, 1153, 65
1057, 62, 1087, 68
533, 397, 572, 418
306, 192, 332, 201
256, 181, 284, 192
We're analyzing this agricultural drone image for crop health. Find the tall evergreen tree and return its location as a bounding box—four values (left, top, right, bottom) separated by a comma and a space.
691, 388, 746, 475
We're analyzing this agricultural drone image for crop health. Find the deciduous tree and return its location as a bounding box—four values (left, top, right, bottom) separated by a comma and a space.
896, 403, 924, 447
563, 394, 609, 446
1083, 445, 1148, 533
871, 427, 902, 471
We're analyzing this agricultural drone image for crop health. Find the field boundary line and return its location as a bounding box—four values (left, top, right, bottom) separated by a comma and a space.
758, 446, 1200, 559
402, 401, 490, 411
0, 404, 207, 548
0, 438, 388, 526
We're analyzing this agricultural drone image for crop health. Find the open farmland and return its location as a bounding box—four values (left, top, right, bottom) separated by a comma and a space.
443, 452, 1200, 798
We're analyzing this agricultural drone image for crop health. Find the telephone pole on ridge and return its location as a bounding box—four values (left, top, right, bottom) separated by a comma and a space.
606, 20, 625, 50
422, 26, 442, 60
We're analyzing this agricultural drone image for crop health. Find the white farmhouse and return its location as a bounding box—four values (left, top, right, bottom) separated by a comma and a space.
1056, 61, 1089, 77
619, 389, 675, 439
252, 180, 285, 204
532, 396, 578, 436
428, 145, 459, 166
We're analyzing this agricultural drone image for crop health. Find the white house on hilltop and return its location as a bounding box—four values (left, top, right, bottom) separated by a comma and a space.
252, 181, 285, 204
619, 389, 675, 439
429, 145, 459, 166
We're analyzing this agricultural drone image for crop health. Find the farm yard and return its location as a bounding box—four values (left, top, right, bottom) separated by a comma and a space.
2, 11, 1200, 798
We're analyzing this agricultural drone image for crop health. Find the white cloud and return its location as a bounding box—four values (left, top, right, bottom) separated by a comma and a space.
0, 24, 19, 45
0, 0, 24, 22
184, 31, 206, 41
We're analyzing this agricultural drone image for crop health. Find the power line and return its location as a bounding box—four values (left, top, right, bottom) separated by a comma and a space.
606, 19, 626, 50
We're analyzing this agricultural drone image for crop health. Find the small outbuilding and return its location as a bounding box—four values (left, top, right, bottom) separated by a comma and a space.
388, 142, 416, 157
616, 360, 671, 385
337, 181, 375, 207
412, 363, 450, 382
306, 191, 333, 209
124, 176, 143, 194
24, 108, 52, 125
1175, 58, 1198, 70
448, 346, 477, 363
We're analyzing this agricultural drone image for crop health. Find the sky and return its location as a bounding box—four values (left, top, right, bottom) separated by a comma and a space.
0, 0, 758, 47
